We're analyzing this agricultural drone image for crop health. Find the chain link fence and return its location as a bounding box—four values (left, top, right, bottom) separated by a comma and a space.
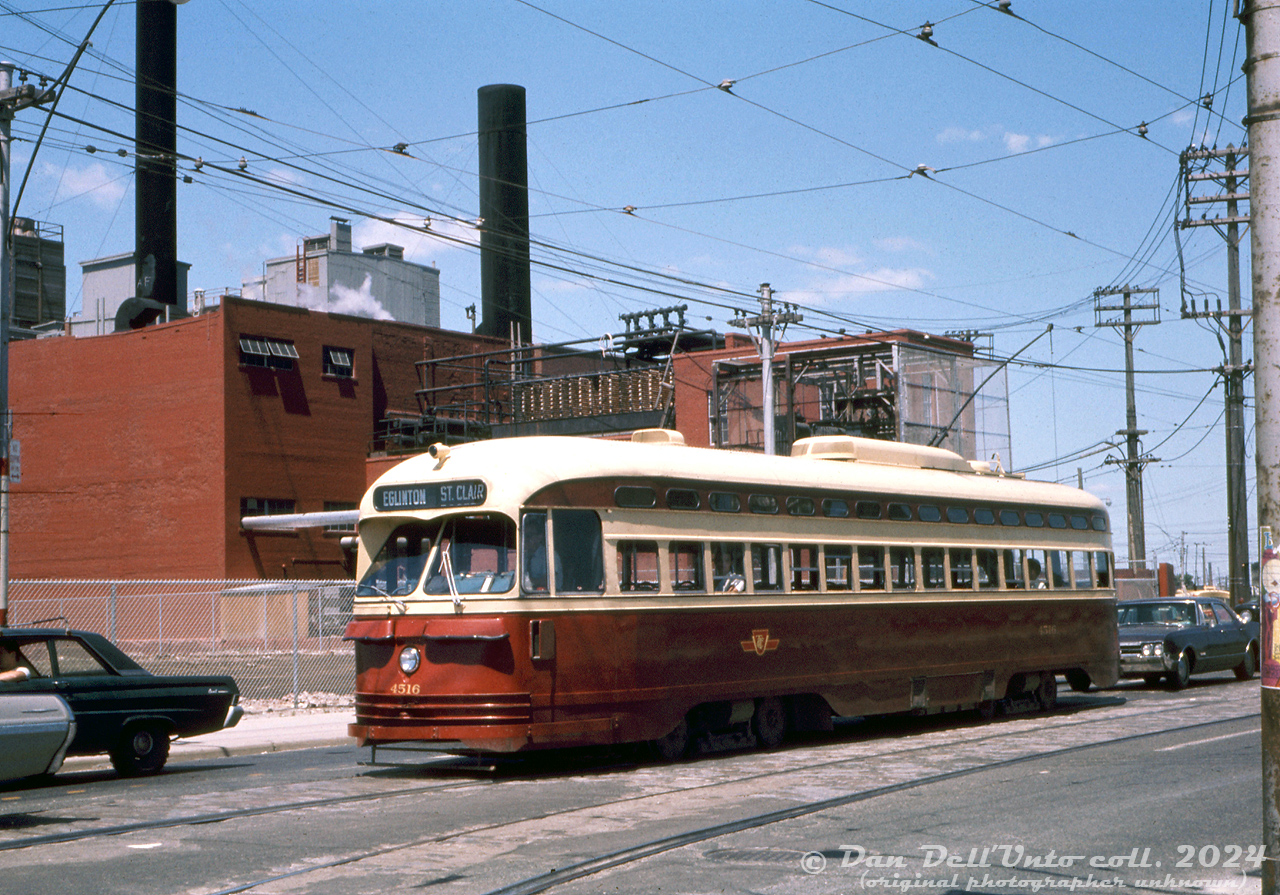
6, 580, 356, 708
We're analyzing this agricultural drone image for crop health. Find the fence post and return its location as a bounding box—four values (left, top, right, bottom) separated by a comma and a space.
291, 585, 299, 708
157, 588, 164, 655
109, 582, 117, 641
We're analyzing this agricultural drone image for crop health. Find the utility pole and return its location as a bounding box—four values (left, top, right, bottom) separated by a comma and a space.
1181, 144, 1253, 608
0, 63, 52, 626
1095, 286, 1161, 572
730, 284, 801, 456
1241, 1, 1280, 890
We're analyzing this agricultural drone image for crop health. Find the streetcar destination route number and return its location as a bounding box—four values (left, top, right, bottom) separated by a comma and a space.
373, 480, 487, 511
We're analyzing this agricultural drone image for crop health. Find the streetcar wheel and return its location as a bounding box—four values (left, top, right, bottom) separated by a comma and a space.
1168, 651, 1192, 690
976, 699, 997, 722
752, 697, 787, 749
110, 723, 170, 776
651, 717, 690, 761
1037, 674, 1057, 712
1065, 670, 1092, 693
1234, 643, 1257, 681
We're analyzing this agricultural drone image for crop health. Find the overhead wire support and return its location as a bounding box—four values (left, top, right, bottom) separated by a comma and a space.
1093, 286, 1161, 573
729, 284, 802, 457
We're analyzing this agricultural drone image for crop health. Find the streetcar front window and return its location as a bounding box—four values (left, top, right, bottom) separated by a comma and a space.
423, 514, 517, 596
357, 523, 438, 597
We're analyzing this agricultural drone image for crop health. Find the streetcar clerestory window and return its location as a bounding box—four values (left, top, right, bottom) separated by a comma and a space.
666, 488, 700, 510
822, 498, 850, 518
1024, 512, 1045, 528
709, 492, 741, 513
787, 496, 816, 516
999, 510, 1021, 526
748, 494, 779, 514
855, 501, 882, 520
887, 503, 913, 521
974, 508, 996, 525
946, 507, 969, 524
615, 486, 657, 508
1092, 513, 1108, 532
917, 505, 942, 523
1048, 513, 1068, 529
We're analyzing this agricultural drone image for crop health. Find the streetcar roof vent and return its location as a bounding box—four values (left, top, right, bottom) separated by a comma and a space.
631, 428, 685, 445
790, 435, 971, 472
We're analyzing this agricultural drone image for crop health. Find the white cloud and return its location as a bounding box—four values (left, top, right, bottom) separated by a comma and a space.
788, 245, 865, 267
353, 214, 479, 269
1003, 132, 1054, 153
937, 126, 985, 143
41, 161, 127, 209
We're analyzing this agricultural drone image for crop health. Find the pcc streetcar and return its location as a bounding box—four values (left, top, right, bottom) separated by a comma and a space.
345, 429, 1118, 757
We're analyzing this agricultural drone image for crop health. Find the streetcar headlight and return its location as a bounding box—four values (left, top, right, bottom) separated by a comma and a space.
399, 646, 421, 675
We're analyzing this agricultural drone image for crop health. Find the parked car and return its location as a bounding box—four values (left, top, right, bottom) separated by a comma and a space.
1117, 597, 1260, 689
0, 627, 243, 775
0, 693, 75, 783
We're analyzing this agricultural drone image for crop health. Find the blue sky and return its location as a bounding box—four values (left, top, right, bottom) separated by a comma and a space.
2, 1, 1251, 580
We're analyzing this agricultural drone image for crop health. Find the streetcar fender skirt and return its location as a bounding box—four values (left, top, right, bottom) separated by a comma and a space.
349, 715, 621, 753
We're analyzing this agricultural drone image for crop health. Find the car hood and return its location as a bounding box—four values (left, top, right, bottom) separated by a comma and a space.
1118, 624, 1184, 642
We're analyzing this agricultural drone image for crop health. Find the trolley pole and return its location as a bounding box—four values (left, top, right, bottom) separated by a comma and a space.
1242, 2, 1280, 891
730, 284, 801, 456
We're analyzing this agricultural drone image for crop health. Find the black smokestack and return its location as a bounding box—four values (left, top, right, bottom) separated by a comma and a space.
476, 84, 531, 343
131, 0, 179, 326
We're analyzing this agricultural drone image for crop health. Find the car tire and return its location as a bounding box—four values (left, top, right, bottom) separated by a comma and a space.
1065, 670, 1092, 692
110, 723, 171, 776
1168, 651, 1192, 691
1235, 643, 1258, 681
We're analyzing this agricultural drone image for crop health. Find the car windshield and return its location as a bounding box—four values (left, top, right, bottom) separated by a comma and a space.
1117, 602, 1195, 626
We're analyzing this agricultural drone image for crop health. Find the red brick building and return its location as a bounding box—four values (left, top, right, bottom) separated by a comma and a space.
10, 297, 500, 579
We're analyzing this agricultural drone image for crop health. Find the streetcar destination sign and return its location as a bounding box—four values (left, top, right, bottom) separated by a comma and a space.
373, 479, 487, 512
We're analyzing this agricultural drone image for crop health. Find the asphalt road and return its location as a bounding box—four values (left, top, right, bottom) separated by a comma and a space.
0, 672, 1264, 895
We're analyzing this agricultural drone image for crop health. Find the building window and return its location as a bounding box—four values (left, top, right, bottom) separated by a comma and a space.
324, 501, 357, 532
239, 336, 298, 370
241, 497, 296, 518
323, 346, 354, 378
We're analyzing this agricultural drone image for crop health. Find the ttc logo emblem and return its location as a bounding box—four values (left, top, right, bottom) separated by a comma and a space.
741, 629, 779, 656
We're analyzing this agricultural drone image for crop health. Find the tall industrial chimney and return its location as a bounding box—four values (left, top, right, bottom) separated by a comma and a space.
123, 0, 180, 330
476, 84, 531, 343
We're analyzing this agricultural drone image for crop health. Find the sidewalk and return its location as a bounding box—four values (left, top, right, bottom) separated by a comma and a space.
62, 708, 357, 773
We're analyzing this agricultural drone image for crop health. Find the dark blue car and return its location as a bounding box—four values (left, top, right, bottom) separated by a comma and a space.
1117, 597, 1259, 689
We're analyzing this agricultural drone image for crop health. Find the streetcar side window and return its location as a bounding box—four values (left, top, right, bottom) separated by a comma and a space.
1071, 551, 1091, 589
1004, 549, 1027, 589
522, 512, 550, 594
824, 544, 853, 591
1027, 549, 1047, 588
858, 546, 885, 591
670, 541, 706, 591
1094, 551, 1112, 588
889, 546, 916, 592
552, 510, 604, 593
921, 547, 946, 589
975, 549, 999, 589
791, 544, 820, 591
618, 540, 660, 591
950, 548, 973, 589
712, 542, 746, 592
1048, 550, 1070, 588
752, 544, 785, 592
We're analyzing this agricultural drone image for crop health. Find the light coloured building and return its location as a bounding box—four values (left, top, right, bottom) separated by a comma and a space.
241, 219, 440, 327
68, 252, 190, 337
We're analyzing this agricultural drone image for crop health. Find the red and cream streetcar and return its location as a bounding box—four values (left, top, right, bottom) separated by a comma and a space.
345, 429, 1118, 757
